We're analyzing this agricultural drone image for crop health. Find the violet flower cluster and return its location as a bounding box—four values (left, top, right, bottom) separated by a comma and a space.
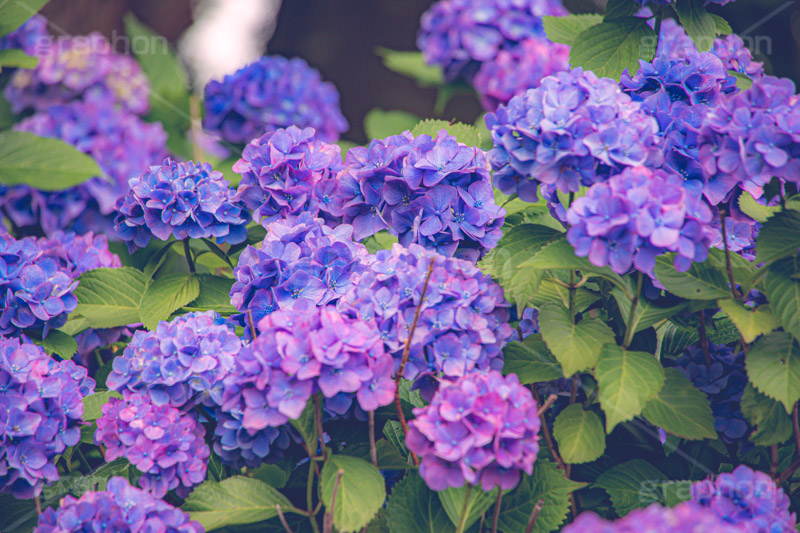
203, 55, 348, 145
0, 15, 48, 55
34, 476, 204, 532
0, 233, 78, 337
230, 214, 367, 328
0, 336, 95, 499
6, 98, 167, 237
485, 68, 662, 204
566, 166, 713, 275
473, 35, 570, 111
511, 307, 538, 341
416, 0, 568, 82
114, 158, 251, 251
564, 502, 747, 533
215, 302, 395, 467
5, 33, 150, 115
406, 370, 540, 491
95, 393, 210, 498
691, 465, 796, 532
106, 311, 242, 410
234, 126, 343, 224
327, 130, 505, 261
338, 243, 512, 381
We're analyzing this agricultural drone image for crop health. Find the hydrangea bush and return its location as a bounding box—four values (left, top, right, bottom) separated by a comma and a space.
2, 1, 800, 532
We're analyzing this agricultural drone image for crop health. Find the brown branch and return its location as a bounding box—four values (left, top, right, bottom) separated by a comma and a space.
314, 395, 327, 459
368, 410, 378, 468
491, 490, 503, 533
698, 312, 713, 370
395, 259, 435, 385
793, 402, 800, 456
531, 388, 565, 472
524, 499, 545, 533
537, 394, 558, 417
276, 505, 296, 533
323, 469, 344, 533
770, 444, 780, 480
777, 457, 800, 486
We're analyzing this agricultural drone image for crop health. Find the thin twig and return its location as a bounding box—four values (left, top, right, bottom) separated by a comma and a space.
523, 499, 545, 533
395, 259, 435, 385
569, 375, 578, 405
719, 212, 742, 301
698, 312, 713, 370
777, 457, 800, 485
368, 410, 378, 468
246, 309, 257, 340
276, 505, 295, 533
770, 444, 780, 479
34, 496, 41, 515
314, 395, 327, 459
394, 395, 419, 465
538, 394, 558, 417
491, 490, 503, 533
531, 388, 566, 472
182, 239, 196, 274
323, 469, 344, 533
794, 403, 800, 457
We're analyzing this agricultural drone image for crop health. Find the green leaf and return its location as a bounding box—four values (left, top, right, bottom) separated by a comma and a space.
530, 278, 600, 312
604, 0, 641, 20
755, 209, 800, 266
321, 455, 386, 533
765, 263, 800, 343
674, 0, 716, 52
596, 344, 665, 433
730, 71, 753, 90
251, 463, 291, 489
594, 459, 667, 516
746, 331, 800, 413
642, 368, 717, 440
706, 248, 758, 297
552, 404, 606, 464
385, 472, 454, 533
710, 13, 732, 35
375, 48, 444, 87
383, 421, 409, 457
289, 399, 316, 446
362, 231, 399, 254
33, 330, 78, 359
654, 255, 731, 300
740, 384, 793, 447
718, 299, 780, 344
569, 17, 656, 80
659, 321, 699, 357
183, 274, 236, 315
438, 486, 497, 531
0, 49, 37, 69
411, 119, 481, 148
183, 476, 298, 531
739, 190, 779, 223
74, 267, 148, 329
612, 288, 687, 334
0, 131, 105, 190
542, 14, 604, 46
502, 334, 564, 384
497, 460, 585, 533
82, 391, 122, 421
0, 0, 49, 36
539, 302, 616, 377
139, 273, 200, 330
364, 109, 420, 139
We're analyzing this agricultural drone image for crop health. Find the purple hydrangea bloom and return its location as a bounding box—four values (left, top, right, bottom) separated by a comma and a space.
406, 370, 540, 491
416, 0, 568, 82
691, 465, 796, 532
327, 130, 505, 261
34, 476, 204, 532
338, 243, 512, 381
5, 98, 167, 237
230, 214, 367, 328
0, 15, 48, 55
486, 68, 662, 205
114, 158, 251, 252
511, 307, 538, 341
95, 393, 210, 498
566, 166, 714, 275
234, 126, 344, 224
0, 336, 95, 499
564, 502, 748, 532
473, 35, 570, 111
106, 311, 242, 410
215, 302, 394, 467
5, 33, 150, 115
0, 233, 78, 337
203, 56, 348, 145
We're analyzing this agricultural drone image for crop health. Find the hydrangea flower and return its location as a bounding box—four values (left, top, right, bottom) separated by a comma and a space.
0, 15, 48, 55
406, 370, 539, 491
635, 0, 735, 5
114, 158, 251, 251
0, 233, 78, 337
485, 68, 661, 204
691, 465, 796, 532
473, 35, 570, 111
327, 130, 505, 261
215, 302, 394, 467
338, 243, 512, 381
234, 126, 344, 224
95, 393, 210, 498
5, 33, 150, 114
0, 336, 95, 498
230, 214, 367, 328
564, 502, 747, 532
34, 476, 204, 532
106, 311, 242, 409
566, 166, 713, 274
5, 98, 167, 237
511, 307, 538, 341
203, 55, 348, 145
416, 0, 568, 82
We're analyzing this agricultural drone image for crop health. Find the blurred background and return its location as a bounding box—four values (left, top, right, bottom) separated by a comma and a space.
38, 0, 800, 143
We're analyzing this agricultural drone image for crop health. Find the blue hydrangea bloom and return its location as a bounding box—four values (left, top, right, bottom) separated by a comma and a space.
234, 126, 344, 224
114, 158, 251, 252
203, 56, 348, 145
416, 0, 568, 82
0, 336, 95, 499
0, 15, 48, 55
565, 502, 748, 532
106, 311, 242, 410
511, 307, 538, 341
34, 476, 204, 532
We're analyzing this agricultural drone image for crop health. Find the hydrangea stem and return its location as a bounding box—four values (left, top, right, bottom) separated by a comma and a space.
368, 410, 378, 468
182, 239, 196, 274
697, 312, 713, 370
653, 7, 664, 54
455, 484, 473, 533
323, 469, 344, 533
314, 395, 327, 459
719, 212, 741, 301
524, 500, 545, 533
622, 272, 643, 349
491, 490, 503, 533
307, 462, 321, 533
276, 505, 295, 533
